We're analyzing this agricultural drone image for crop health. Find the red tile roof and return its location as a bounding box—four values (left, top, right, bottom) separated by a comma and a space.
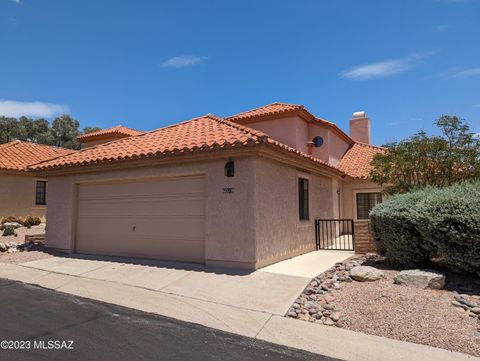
0, 141, 76, 172
77, 125, 143, 142
338, 142, 386, 179
227, 102, 353, 144
227, 102, 305, 120
29, 114, 342, 175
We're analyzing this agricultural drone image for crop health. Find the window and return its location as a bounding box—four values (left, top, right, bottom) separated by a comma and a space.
298, 178, 309, 221
356, 192, 382, 220
35, 181, 47, 206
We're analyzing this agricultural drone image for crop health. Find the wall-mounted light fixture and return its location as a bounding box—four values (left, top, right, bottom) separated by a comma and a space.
224, 159, 234, 177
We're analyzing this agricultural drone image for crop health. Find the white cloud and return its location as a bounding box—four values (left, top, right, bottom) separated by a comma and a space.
0, 99, 68, 118
436, 25, 448, 32
340, 51, 436, 80
474, 104, 480, 108
160, 55, 207, 69
451, 68, 480, 79
429, 67, 480, 79
9, 0, 21, 4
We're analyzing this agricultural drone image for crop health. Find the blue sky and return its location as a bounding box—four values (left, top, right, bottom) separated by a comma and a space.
0, 0, 479, 145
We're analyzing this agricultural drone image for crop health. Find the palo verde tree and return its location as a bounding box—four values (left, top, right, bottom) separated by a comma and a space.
370, 115, 480, 194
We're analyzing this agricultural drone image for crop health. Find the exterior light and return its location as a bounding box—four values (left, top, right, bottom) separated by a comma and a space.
224, 159, 234, 177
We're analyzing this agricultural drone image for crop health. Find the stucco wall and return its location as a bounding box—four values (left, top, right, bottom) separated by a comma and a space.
243, 116, 351, 166
45, 157, 258, 267
242, 116, 307, 153
253, 158, 337, 267
340, 179, 383, 220
0, 173, 46, 220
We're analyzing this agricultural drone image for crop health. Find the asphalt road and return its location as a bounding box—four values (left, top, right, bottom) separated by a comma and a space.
0, 278, 340, 361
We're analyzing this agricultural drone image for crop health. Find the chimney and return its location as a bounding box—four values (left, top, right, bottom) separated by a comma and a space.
349, 111, 371, 144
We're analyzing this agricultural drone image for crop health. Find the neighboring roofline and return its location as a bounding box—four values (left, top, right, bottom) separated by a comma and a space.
227, 102, 354, 145
77, 125, 143, 142
0, 140, 77, 172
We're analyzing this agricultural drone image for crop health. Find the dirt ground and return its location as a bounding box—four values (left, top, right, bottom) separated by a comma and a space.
333, 265, 480, 357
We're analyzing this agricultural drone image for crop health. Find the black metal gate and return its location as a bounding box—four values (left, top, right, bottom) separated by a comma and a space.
315, 219, 355, 251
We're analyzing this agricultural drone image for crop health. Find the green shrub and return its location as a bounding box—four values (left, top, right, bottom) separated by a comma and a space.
370, 187, 435, 267
23, 215, 35, 228
416, 182, 480, 274
2, 226, 16, 237
370, 182, 480, 274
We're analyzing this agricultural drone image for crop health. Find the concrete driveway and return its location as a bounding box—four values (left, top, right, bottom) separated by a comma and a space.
17, 251, 351, 315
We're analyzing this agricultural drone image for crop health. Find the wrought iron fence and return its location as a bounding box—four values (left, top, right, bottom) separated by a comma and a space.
315, 219, 355, 251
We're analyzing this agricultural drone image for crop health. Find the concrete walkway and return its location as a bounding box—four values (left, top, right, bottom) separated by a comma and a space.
260, 250, 354, 278
0, 257, 477, 361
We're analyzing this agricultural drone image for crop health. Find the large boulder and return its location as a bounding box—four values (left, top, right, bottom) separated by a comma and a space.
349, 266, 385, 282
394, 269, 445, 289
3, 222, 22, 229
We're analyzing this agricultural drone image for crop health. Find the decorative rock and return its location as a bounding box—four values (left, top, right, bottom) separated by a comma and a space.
452, 301, 469, 310
471, 307, 480, 315
455, 295, 478, 308
324, 295, 335, 304
330, 312, 340, 322
287, 311, 297, 317
321, 317, 334, 326
3, 222, 22, 229
0, 242, 7, 252
298, 314, 311, 321
292, 303, 300, 309
323, 304, 335, 311
350, 266, 385, 282
394, 269, 445, 290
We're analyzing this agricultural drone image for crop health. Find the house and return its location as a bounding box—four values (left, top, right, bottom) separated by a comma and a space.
77, 125, 144, 148
0, 141, 75, 220
28, 103, 384, 269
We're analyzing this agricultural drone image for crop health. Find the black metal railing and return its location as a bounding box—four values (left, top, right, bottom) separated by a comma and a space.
315, 219, 355, 251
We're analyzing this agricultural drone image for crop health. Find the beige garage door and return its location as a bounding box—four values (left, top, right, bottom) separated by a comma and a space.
75, 176, 205, 263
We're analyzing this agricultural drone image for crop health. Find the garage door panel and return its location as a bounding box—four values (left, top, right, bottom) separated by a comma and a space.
78, 197, 204, 217
77, 218, 205, 240
78, 177, 204, 198
76, 176, 206, 263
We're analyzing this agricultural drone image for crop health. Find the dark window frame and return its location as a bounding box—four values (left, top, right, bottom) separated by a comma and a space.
35, 181, 47, 206
298, 178, 309, 221
356, 192, 382, 220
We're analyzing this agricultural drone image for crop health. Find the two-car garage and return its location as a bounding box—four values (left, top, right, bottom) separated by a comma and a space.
75, 176, 206, 263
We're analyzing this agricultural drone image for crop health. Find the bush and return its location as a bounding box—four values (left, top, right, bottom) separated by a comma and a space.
370, 187, 435, 267
416, 182, 480, 274
2, 226, 16, 237
370, 182, 480, 274
32, 216, 42, 226
1, 215, 22, 225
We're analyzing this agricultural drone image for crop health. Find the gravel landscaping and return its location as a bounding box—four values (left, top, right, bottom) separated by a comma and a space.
1, 224, 45, 243
287, 254, 480, 357
0, 224, 61, 264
